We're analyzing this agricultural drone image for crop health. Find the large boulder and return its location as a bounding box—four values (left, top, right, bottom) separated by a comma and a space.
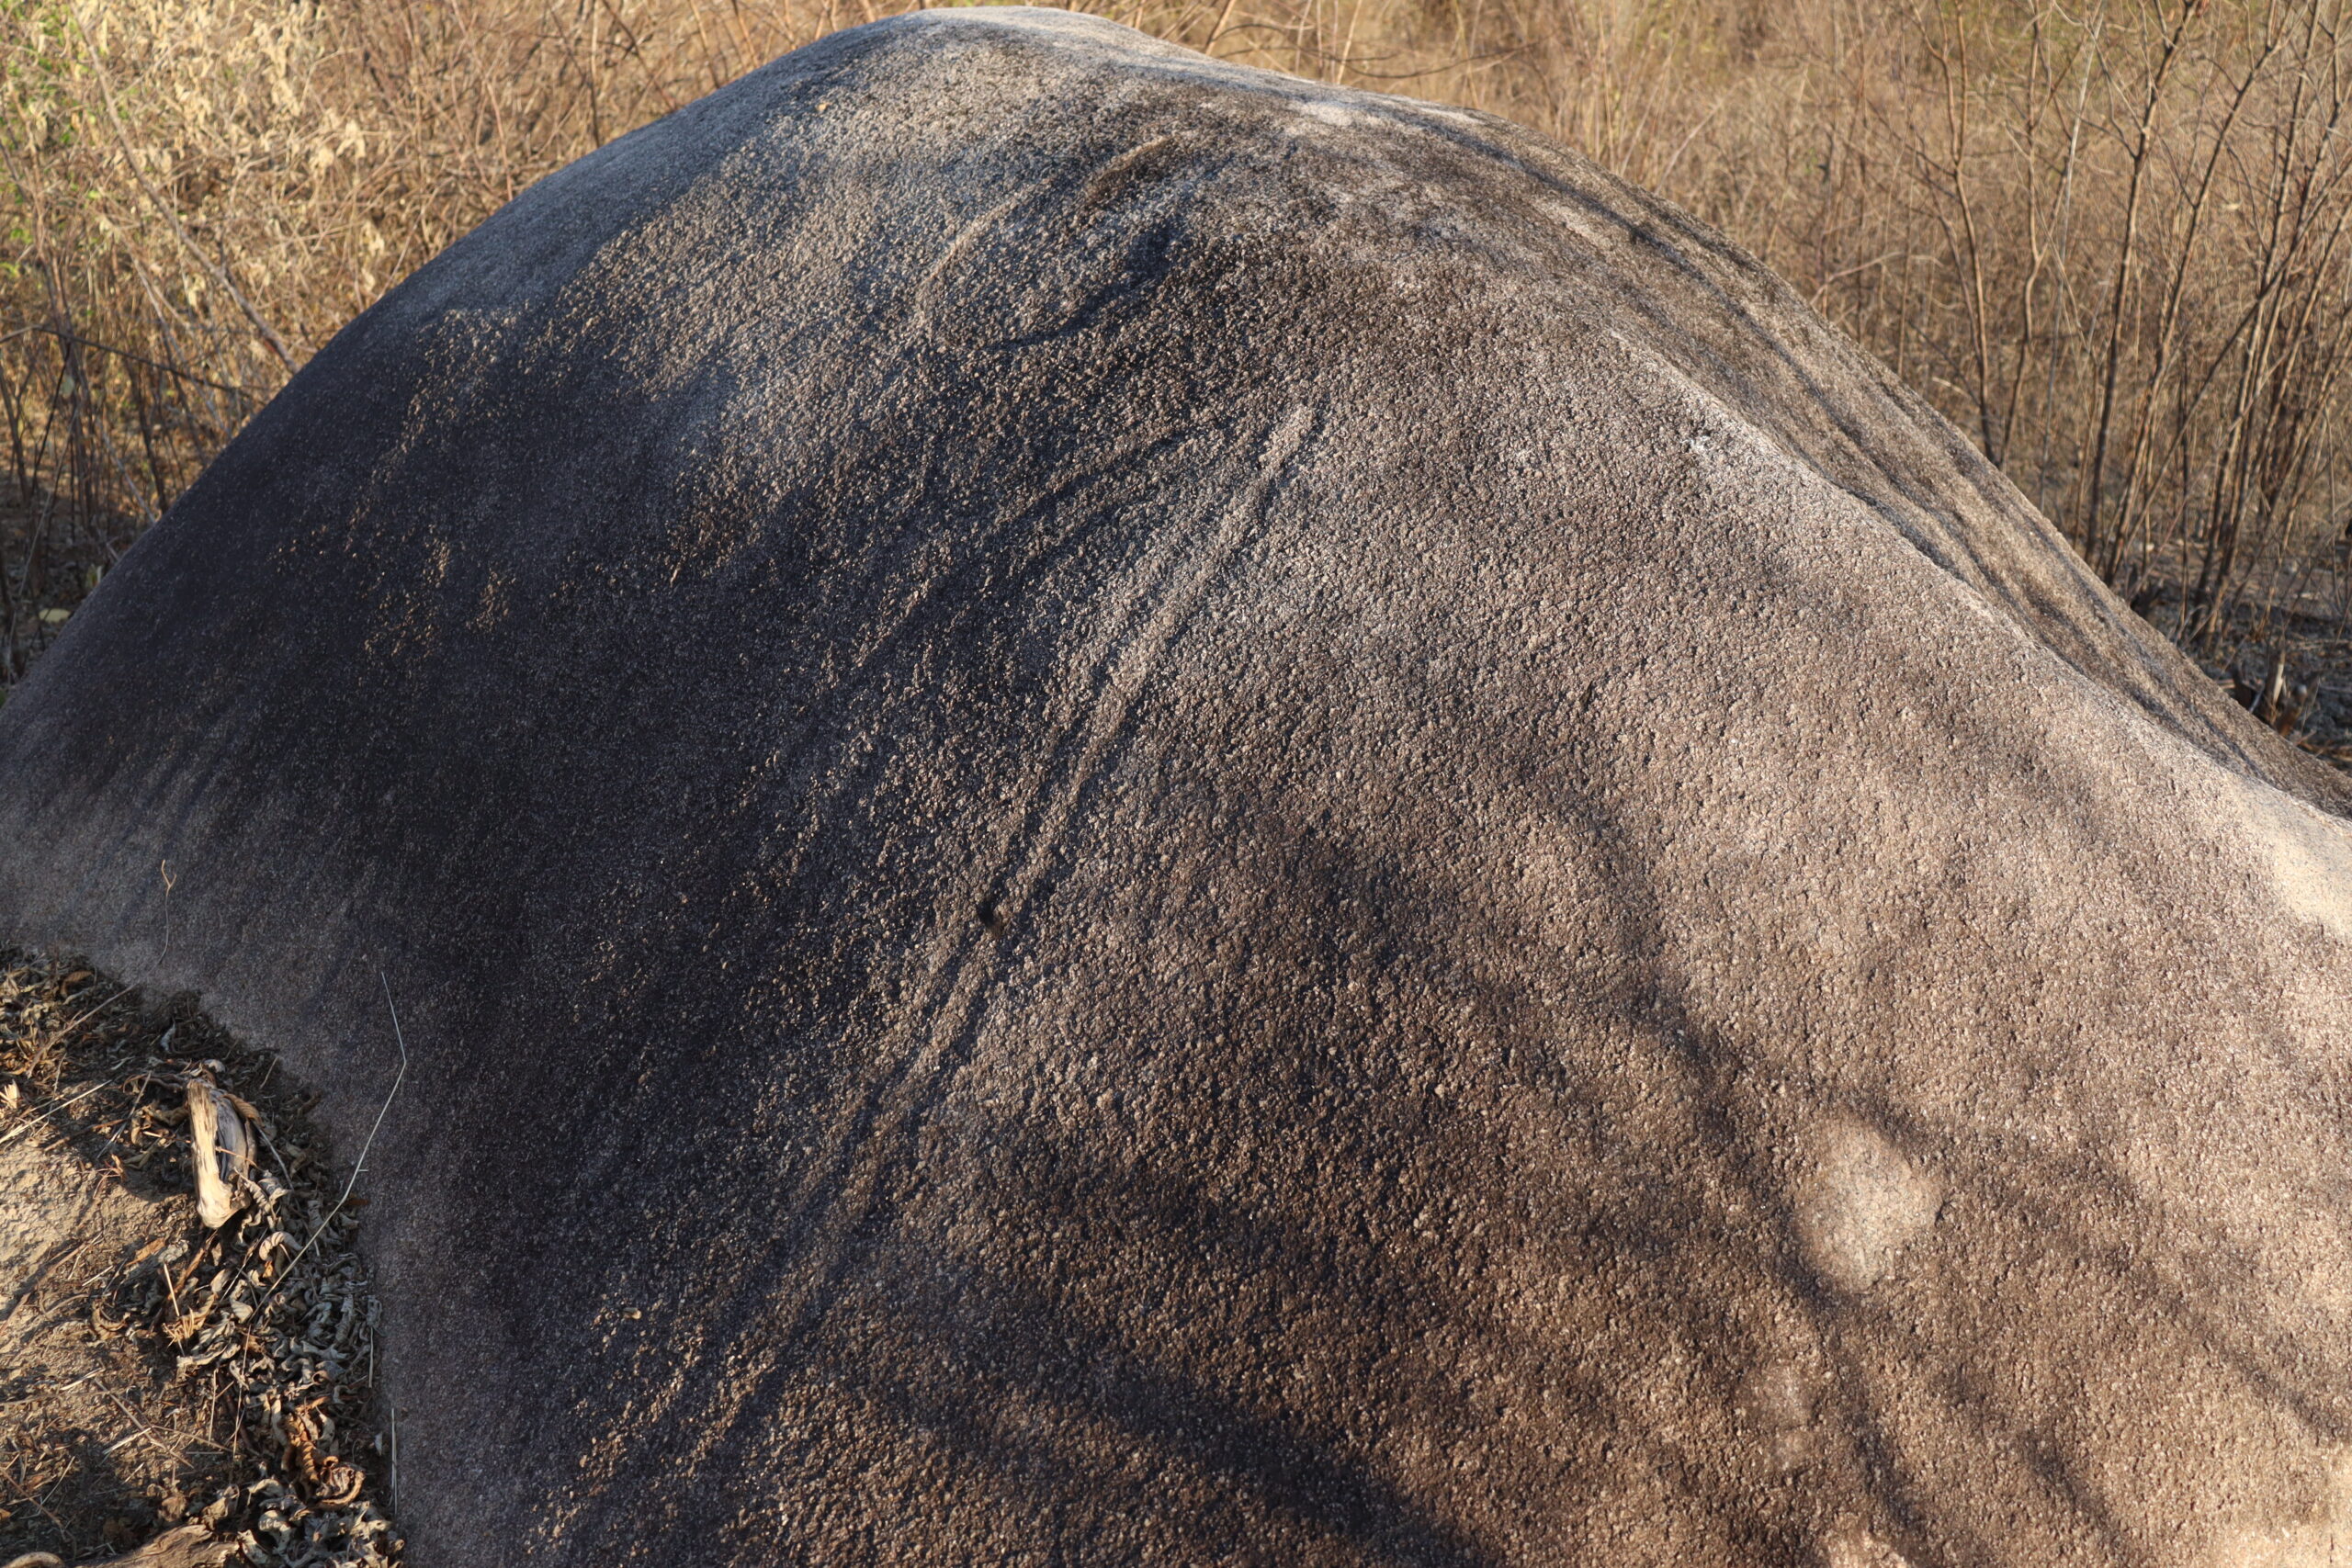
4, 9, 2350, 1563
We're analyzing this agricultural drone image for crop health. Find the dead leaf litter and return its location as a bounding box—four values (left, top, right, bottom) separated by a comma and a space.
0, 953, 398, 1567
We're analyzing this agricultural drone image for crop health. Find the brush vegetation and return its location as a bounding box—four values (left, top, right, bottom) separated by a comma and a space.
4, 0, 2350, 752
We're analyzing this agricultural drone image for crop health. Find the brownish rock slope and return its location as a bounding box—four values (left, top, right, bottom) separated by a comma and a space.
1, 9, 2348, 1564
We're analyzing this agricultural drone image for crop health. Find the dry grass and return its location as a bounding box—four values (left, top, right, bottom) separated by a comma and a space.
4, 0, 2352, 750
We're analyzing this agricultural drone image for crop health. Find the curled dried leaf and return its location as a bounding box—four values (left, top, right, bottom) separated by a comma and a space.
185, 1075, 252, 1228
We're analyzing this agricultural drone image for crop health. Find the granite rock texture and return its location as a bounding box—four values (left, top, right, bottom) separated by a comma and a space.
3, 9, 2350, 1563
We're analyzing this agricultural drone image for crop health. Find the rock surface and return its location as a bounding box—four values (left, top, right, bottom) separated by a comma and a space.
2, 8, 2350, 1564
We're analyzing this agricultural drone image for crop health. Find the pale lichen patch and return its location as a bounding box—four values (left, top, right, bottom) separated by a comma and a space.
1819, 1518, 1914, 1568
2237, 779, 2352, 942
1792, 1118, 1941, 1293
2206, 1448, 2352, 1567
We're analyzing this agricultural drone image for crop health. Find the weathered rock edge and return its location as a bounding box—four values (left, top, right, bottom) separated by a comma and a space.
3, 8, 2350, 1565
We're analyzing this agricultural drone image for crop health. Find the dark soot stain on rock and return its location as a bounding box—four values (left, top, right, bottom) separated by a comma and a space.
2, 8, 2351, 1566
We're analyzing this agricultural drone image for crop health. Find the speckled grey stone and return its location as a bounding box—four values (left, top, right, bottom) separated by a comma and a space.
3, 9, 2350, 1564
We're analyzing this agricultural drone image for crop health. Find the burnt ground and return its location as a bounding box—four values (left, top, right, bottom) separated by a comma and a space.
0, 956, 399, 1567
2129, 558, 2352, 773
0, 491, 136, 694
